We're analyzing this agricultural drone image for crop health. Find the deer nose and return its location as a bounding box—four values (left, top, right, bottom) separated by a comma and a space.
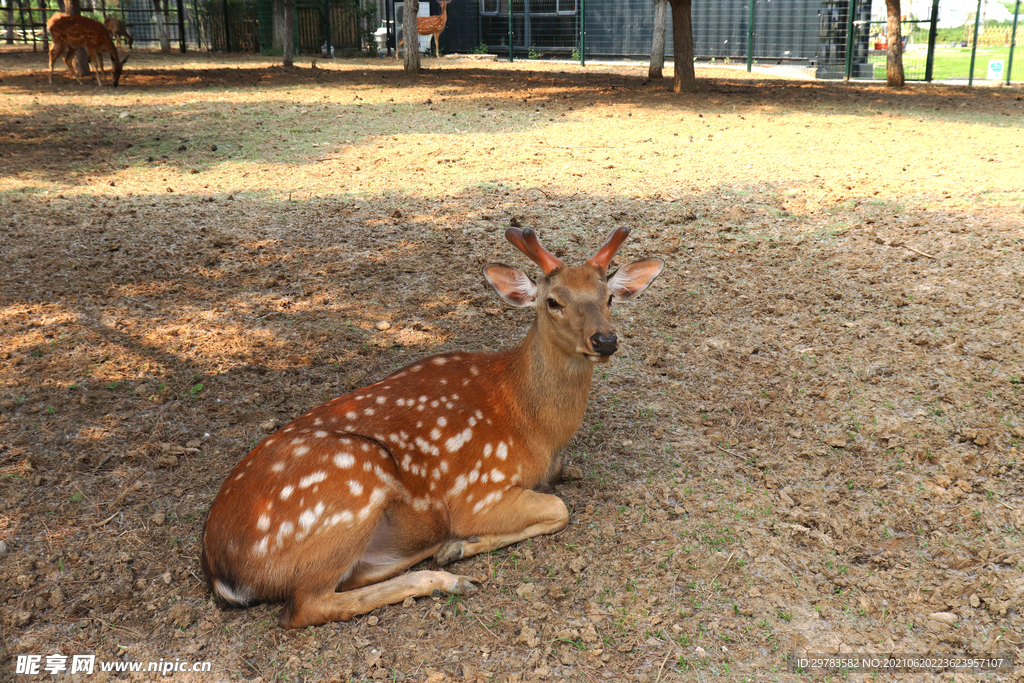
590, 333, 618, 356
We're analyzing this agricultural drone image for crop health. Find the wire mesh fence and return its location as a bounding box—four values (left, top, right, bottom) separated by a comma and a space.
0, 0, 368, 54
1, 0, 197, 51
3, 0, 1021, 84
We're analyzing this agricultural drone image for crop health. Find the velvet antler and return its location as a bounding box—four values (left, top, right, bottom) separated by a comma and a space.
586, 226, 630, 273
505, 227, 564, 276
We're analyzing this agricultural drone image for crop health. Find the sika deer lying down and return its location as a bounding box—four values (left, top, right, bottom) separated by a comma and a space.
201, 227, 664, 628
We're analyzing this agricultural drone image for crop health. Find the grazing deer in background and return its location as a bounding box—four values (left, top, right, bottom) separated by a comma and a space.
47, 13, 128, 87
104, 16, 133, 49
398, 0, 450, 58
201, 227, 664, 628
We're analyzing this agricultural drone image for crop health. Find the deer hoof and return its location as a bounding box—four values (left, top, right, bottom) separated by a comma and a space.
434, 539, 465, 566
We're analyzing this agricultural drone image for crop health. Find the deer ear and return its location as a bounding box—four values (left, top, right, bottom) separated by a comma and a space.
483, 264, 537, 308
607, 258, 664, 302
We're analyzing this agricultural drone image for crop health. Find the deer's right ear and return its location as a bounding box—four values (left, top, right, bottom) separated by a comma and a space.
483, 264, 537, 308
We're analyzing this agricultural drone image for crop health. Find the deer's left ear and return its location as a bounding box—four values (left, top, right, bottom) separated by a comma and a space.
483, 264, 538, 308
607, 258, 664, 302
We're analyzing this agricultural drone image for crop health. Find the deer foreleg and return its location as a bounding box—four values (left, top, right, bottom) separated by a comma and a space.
436, 489, 569, 565
89, 48, 106, 86
48, 43, 63, 84
434, 31, 440, 57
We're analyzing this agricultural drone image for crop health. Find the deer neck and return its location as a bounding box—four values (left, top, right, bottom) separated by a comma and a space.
508, 323, 595, 451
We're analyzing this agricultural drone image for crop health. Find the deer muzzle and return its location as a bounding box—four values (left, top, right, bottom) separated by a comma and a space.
589, 332, 618, 358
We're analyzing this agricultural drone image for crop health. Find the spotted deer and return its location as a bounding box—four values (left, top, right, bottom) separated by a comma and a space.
398, 0, 450, 58
47, 13, 128, 87
200, 227, 664, 628
104, 16, 133, 49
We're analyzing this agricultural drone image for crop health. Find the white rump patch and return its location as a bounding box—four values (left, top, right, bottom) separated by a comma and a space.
213, 579, 254, 605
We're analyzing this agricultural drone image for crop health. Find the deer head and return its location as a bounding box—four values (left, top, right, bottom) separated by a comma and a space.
484, 227, 664, 362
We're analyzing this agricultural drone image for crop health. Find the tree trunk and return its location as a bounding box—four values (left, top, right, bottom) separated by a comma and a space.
63, 0, 90, 78
403, 0, 420, 73
667, 0, 696, 93
5, 3, 15, 44
885, 0, 904, 86
649, 0, 667, 79
153, 0, 171, 53
283, 0, 294, 66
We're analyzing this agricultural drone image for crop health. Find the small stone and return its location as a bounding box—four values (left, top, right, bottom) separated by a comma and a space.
47, 586, 64, 608
162, 572, 173, 585
402, 596, 415, 608
134, 384, 151, 396
825, 435, 847, 448
928, 611, 958, 625
14, 611, 32, 627
970, 593, 981, 608
260, 419, 280, 434
695, 646, 707, 657
210, 144, 218, 152
375, 321, 391, 331
562, 465, 584, 481
151, 512, 166, 526
0, 540, 8, 556
367, 615, 379, 626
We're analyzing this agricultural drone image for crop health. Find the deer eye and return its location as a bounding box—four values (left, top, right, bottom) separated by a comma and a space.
546, 298, 563, 311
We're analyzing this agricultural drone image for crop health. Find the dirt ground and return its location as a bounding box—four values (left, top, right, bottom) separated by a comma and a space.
2, 49, 1024, 682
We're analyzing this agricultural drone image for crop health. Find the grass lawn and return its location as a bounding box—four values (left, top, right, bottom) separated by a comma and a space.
867, 44, 1017, 81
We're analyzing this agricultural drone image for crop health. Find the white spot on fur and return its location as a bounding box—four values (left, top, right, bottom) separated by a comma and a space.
314, 430, 328, 438
376, 396, 387, 404
470, 366, 479, 376
432, 357, 447, 365
346, 411, 357, 420
437, 416, 448, 427
363, 461, 373, 471
430, 428, 442, 441
253, 537, 269, 555
299, 502, 325, 530
280, 485, 295, 500
496, 442, 508, 460
490, 468, 506, 482
334, 453, 355, 468
276, 520, 294, 545
449, 474, 467, 496
271, 461, 285, 473
299, 471, 327, 488
445, 428, 473, 453
364, 408, 375, 416
257, 514, 271, 531
348, 480, 364, 496
483, 443, 493, 458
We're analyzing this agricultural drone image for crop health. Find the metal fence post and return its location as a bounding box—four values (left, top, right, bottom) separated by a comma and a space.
177, 0, 186, 52
223, 0, 232, 50
843, 0, 857, 80
968, 0, 982, 85
925, 0, 938, 81
745, 0, 754, 72
508, 0, 512, 61
579, 0, 584, 65
1009, 0, 1021, 85
324, 0, 332, 55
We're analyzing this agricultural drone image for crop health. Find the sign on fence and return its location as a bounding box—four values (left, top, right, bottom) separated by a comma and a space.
987, 59, 1005, 80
